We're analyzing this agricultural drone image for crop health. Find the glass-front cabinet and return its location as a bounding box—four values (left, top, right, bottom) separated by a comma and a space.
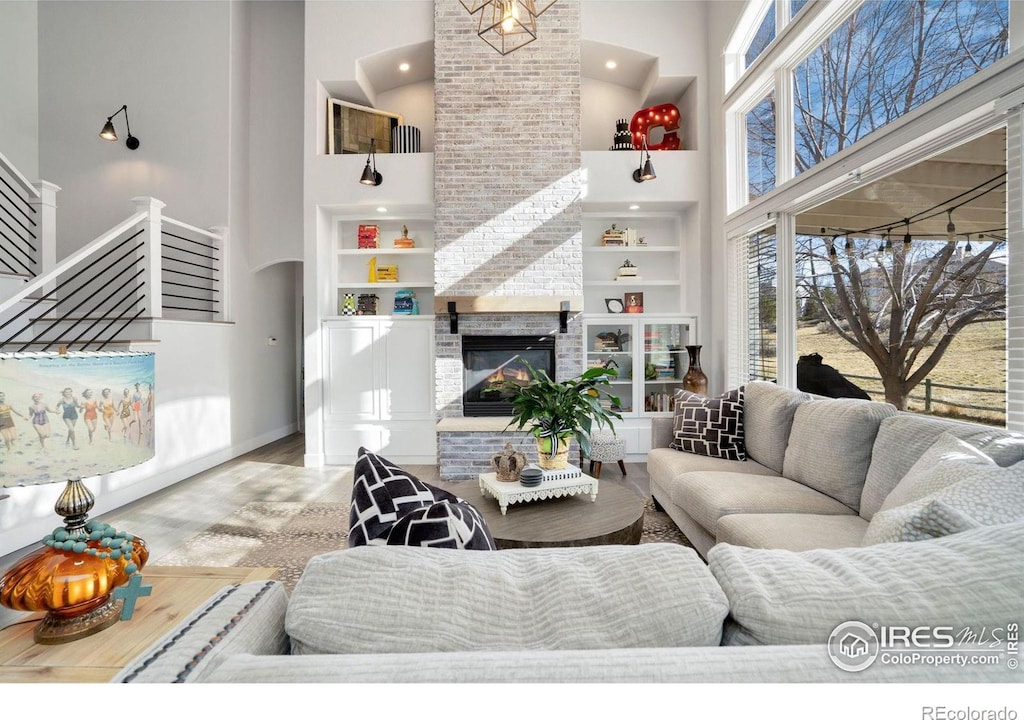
583, 316, 696, 418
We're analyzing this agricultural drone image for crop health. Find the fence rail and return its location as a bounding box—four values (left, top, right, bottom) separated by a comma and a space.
844, 373, 1005, 415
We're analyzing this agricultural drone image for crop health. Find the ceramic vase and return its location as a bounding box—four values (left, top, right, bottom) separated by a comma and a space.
683, 344, 708, 395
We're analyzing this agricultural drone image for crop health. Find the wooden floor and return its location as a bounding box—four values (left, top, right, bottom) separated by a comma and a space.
0, 433, 651, 629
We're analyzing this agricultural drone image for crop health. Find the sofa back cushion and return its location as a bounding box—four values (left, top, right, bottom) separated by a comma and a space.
743, 382, 812, 474
782, 397, 897, 511
287, 545, 729, 655
860, 413, 1024, 520
708, 520, 1024, 646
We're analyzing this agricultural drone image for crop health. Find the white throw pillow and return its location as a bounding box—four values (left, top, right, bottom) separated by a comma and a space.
877, 432, 996, 513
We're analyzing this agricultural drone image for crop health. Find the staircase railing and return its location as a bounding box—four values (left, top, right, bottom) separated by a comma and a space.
0, 150, 57, 280
0, 196, 225, 352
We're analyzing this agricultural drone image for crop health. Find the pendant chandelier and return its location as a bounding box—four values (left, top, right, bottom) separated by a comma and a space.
461, 1, 556, 56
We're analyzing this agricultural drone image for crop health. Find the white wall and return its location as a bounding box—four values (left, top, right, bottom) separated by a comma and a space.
0, 0, 39, 180
248, 0, 304, 271
38, 0, 231, 253
0, 0, 299, 557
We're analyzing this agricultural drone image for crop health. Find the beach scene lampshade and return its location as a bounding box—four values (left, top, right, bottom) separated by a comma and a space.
0, 351, 155, 644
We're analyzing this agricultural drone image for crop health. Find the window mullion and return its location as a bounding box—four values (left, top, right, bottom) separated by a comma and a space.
775, 65, 794, 188
775, 212, 798, 390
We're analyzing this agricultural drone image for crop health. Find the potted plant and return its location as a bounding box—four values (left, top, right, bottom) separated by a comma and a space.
502, 361, 622, 469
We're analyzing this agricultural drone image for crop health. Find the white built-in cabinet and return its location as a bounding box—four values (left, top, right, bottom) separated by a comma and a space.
582, 315, 697, 458
322, 316, 436, 464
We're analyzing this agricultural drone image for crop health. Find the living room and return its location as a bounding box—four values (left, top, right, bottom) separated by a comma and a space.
0, 0, 1022, 711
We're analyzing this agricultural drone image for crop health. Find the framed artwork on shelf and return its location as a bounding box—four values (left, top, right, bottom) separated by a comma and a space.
605, 297, 624, 313
625, 292, 644, 313
327, 98, 403, 155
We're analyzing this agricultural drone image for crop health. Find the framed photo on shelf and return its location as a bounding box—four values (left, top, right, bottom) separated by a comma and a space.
327, 98, 403, 155
625, 292, 644, 313
605, 297, 625, 313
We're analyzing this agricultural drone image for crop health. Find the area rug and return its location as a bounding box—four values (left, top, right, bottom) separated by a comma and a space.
157, 498, 694, 592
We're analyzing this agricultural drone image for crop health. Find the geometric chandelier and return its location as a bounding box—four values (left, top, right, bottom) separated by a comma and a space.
460, 1, 557, 56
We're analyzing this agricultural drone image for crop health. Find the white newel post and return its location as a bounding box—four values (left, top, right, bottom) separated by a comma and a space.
209, 225, 229, 322
133, 196, 166, 319
30, 181, 60, 293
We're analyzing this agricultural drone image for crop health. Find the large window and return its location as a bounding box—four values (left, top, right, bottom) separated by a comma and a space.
744, 4, 776, 69
725, 1, 1019, 429
746, 93, 777, 199
732, 228, 778, 383
793, 0, 1008, 175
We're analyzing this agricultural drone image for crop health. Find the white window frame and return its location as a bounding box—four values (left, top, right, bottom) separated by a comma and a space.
723, 0, 1024, 430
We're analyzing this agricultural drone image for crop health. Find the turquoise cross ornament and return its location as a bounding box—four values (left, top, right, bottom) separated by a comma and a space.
112, 573, 152, 621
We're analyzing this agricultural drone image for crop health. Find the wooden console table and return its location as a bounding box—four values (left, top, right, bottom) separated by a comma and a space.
0, 565, 278, 683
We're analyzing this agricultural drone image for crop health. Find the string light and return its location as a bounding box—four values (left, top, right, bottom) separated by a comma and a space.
902, 219, 912, 250
845, 236, 854, 256
946, 209, 956, 241
884, 228, 893, 255
964, 234, 973, 256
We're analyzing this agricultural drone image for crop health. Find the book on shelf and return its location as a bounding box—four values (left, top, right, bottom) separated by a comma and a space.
524, 463, 584, 481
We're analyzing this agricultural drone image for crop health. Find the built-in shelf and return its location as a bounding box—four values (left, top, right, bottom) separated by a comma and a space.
583, 247, 681, 254
341, 282, 433, 289
587, 280, 681, 287
338, 248, 434, 256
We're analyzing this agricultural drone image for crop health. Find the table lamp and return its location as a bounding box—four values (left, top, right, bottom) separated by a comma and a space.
0, 351, 155, 643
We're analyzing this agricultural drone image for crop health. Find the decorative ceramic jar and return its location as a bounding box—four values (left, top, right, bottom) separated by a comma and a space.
492, 442, 527, 482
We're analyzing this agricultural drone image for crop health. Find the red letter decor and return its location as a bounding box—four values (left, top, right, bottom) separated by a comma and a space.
630, 104, 681, 151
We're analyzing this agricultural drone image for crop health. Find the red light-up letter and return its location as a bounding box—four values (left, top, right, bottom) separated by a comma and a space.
629, 103, 681, 151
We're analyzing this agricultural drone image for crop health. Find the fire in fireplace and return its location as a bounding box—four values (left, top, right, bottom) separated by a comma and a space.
462, 335, 555, 416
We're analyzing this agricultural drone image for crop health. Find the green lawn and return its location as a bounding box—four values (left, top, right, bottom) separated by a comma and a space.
795, 321, 1006, 425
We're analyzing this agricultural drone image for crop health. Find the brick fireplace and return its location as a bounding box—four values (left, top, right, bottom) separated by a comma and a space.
434, 1, 583, 480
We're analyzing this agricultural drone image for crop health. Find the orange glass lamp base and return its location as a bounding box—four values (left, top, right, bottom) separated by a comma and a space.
0, 536, 150, 644
0, 478, 149, 644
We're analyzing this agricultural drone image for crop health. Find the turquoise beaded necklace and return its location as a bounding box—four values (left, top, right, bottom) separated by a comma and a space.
42, 519, 140, 576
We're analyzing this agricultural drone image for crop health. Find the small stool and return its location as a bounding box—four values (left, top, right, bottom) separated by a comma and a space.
586, 430, 627, 480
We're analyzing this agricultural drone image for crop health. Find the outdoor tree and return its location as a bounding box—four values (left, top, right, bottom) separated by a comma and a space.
798, 236, 1006, 408
745, 0, 1009, 407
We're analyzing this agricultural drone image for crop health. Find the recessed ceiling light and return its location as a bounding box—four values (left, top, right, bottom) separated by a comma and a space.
629, 204, 640, 210
399, 62, 410, 72
606, 60, 617, 70
376, 206, 387, 213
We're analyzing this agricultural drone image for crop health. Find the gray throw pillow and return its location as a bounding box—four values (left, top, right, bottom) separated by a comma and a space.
863, 470, 1024, 545
877, 432, 995, 513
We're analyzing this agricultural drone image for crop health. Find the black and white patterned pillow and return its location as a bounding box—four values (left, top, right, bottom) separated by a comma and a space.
669, 387, 746, 461
386, 500, 496, 550
348, 447, 494, 550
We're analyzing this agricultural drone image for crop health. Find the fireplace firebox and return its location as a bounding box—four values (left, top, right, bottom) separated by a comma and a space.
462, 335, 555, 417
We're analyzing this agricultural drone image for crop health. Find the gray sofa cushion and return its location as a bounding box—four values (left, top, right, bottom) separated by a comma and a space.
860, 413, 1024, 520
647, 447, 779, 491
287, 545, 729, 655
716, 513, 869, 551
708, 520, 1024, 646
743, 381, 812, 474
669, 471, 856, 536
204, 644, 1020, 683
782, 397, 897, 511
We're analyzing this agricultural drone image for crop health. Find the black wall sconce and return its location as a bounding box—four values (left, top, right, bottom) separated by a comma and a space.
359, 138, 383, 186
559, 300, 569, 333
632, 137, 656, 183
99, 105, 140, 150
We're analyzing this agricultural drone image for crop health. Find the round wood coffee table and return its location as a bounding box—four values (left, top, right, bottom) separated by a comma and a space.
442, 477, 646, 549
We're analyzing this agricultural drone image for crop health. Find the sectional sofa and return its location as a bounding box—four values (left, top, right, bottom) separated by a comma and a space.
111, 382, 1023, 683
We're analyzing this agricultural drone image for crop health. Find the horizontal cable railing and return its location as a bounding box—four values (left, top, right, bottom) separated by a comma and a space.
0, 150, 41, 278
0, 198, 226, 352
161, 217, 220, 321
